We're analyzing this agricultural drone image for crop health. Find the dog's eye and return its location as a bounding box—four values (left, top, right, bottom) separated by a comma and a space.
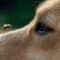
35, 22, 54, 36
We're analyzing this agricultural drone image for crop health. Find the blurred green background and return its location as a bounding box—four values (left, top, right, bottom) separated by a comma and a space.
0, 0, 43, 28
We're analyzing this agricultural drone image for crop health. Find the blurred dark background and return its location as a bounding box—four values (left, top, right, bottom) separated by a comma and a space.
0, 0, 44, 28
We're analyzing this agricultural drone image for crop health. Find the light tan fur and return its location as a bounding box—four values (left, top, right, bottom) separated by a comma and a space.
0, 0, 60, 60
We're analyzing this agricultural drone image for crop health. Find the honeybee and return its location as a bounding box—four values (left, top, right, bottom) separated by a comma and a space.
0, 24, 13, 33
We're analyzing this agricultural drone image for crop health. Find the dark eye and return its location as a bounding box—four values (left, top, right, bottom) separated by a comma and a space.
35, 22, 54, 36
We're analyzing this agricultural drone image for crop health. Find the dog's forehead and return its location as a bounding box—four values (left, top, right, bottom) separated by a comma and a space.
38, 0, 60, 31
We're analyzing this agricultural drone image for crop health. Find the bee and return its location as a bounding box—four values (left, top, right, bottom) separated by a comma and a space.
0, 24, 13, 33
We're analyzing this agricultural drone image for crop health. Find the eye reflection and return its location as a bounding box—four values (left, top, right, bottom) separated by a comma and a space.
35, 22, 54, 35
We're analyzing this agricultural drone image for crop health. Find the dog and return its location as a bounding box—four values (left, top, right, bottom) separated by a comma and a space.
0, 0, 60, 60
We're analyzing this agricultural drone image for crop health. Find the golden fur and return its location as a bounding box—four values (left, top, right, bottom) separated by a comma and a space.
0, 0, 60, 60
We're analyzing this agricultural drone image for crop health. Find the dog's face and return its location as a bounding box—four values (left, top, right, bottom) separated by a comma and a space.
0, 0, 60, 60
26, 0, 60, 60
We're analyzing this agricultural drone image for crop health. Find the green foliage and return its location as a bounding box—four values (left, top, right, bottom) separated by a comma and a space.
0, 0, 43, 28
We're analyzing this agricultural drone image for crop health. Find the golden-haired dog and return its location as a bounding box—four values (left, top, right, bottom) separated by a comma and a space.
0, 0, 60, 60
